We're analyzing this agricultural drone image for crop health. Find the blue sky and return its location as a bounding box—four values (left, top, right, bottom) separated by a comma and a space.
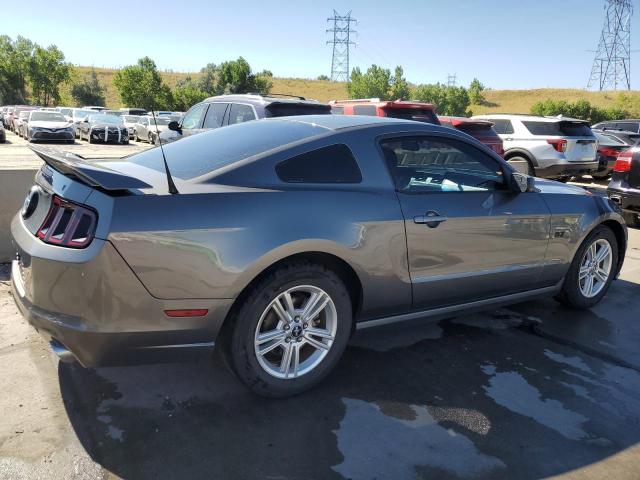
3, 0, 639, 89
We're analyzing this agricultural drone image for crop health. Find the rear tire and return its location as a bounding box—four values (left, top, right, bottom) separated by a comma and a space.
506, 155, 533, 175
556, 225, 618, 309
222, 261, 353, 397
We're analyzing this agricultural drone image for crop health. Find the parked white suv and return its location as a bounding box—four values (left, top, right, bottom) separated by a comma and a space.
472, 114, 598, 180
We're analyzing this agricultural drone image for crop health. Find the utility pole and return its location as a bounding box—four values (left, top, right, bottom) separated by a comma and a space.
587, 0, 633, 90
326, 10, 357, 82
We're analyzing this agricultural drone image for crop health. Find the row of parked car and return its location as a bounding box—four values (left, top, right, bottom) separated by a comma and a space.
0, 105, 182, 145
1, 95, 639, 226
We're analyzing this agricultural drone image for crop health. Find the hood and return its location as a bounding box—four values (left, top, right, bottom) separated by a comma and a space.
533, 178, 592, 196
29, 121, 72, 129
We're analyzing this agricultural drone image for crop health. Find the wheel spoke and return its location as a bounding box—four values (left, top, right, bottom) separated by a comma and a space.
304, 334, 330, 351
271, 300, 291, 323
280, 342, 294, 377
256, 329, 286, 345
281, 291, 296, 316
579, 266, 590, 280
584, 274, 594, 297
259, 338, 285, 356
291, 344, 300, 378
587, 243, 596, 262
302, 293, 329, 323
595, 268, 609, 283
306, 327, 334, 341
596, 244, 610, 263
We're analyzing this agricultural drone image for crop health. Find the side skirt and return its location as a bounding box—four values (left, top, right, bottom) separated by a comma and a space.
356, 283, 562, 330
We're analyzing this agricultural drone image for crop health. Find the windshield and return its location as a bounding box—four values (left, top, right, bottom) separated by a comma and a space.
145, 116, 170, 125
90, 114, 124, 125
30, 112, 66, 122
73, 109, 92, 118
123, 115, 141, 123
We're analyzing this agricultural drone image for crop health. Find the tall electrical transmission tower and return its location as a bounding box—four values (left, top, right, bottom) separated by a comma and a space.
326, 10, 357, 82
447, 73, 457, 87
587, 0, 633, 91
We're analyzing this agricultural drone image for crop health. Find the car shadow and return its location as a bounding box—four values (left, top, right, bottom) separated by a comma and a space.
57, 292, 640, 479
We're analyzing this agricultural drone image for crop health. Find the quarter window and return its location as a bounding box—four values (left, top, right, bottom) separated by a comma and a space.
276, 144, 362, 183
228, 104, 257, 125
490, 119, 514, 135
181, 103, 207, 129
380, 136, 505, 193
203, 103, 228, 128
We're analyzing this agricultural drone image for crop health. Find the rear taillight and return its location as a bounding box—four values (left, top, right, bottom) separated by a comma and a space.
547, 139, 567, 153
36, 196, 97, 248
599, 147, 621, 158
613, 151, 633, 173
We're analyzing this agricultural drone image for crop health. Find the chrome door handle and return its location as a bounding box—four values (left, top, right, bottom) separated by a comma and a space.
414, 211, 448, 228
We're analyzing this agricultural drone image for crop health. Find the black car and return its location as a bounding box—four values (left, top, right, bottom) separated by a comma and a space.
608, 147, 640, 227
159, 93, 331, 144
76, 114, 129, 144
593, 119, 640, 138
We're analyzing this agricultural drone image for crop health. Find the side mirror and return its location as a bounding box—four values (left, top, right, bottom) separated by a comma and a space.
511, 172, 536, 193
168, 121, 181, 133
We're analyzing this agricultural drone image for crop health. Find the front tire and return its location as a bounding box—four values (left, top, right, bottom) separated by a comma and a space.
223, 261, 353, 397
556, 225, 618, 309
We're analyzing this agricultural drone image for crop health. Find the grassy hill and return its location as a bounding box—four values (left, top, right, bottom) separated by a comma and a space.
65, 66, 640, 115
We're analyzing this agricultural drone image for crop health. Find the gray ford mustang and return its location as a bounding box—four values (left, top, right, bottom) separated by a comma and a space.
11, 115, 627, 397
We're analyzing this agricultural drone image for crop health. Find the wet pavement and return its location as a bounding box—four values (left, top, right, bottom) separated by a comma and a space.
0, 230, 639, 479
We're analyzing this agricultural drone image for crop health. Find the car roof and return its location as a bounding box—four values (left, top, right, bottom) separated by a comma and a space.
203, 94, 326, 106
266, 114, 431, 131
473, 114, 587, 123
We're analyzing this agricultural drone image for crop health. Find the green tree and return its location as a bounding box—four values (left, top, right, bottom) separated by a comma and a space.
113, 57, 172, 110
198, 63, 218, 95
0, 36, 34, 104
173, 76, 208, 111
348, 65, 392, 99
529, 98, 629, 124
413, 83, 470, 116
469, 78, 486, 105
317, 74, 330, 81
28, 45, 72, 106
388, 66, 410, 100
70, 68, 105, 106
214, 57, 272, 95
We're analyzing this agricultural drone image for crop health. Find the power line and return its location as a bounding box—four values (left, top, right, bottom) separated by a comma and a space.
326, 10, 357, 82
587, 0, 633, 90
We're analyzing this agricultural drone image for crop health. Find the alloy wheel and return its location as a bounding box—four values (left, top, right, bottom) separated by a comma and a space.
579, 239, 612, 298
254, 285, 337, 379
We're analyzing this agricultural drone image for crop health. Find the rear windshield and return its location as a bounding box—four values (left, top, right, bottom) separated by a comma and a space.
455, 123, 498, 136
265, 103, 331, 117
523, 121, 593, 137
128, 119, 327, 180
383, 107, 439, 125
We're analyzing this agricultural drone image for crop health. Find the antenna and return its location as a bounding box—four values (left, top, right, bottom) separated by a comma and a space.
150, 109, 179, 194
587, 0, 633, 90
326, 10, 357, 82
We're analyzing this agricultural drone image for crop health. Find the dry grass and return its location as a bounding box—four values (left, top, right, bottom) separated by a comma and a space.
62, 67, 640, 115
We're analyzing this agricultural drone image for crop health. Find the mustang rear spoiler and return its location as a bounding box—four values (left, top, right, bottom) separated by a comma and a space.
29, 145, 152, 191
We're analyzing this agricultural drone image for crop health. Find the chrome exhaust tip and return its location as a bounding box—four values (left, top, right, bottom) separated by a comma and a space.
50, 340, 77, 363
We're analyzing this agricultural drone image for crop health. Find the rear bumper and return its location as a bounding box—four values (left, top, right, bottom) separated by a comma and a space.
535, 161, 598, 178
10, 214, 233, 367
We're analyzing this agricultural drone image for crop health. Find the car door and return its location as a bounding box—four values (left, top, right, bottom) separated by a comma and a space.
380, 134, 551, 310
202, 102, 229, 130
180, 103, 208, 139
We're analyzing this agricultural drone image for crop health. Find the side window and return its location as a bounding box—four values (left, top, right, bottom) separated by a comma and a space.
353, 105, 377, 116
380, 136, 505, 193
490, 119, 514, 135
331, 105, 344, 115
228, 104, 257, 125
203, 103, 228, 128
276, 144, 362, 184
181, 103, 207, 130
